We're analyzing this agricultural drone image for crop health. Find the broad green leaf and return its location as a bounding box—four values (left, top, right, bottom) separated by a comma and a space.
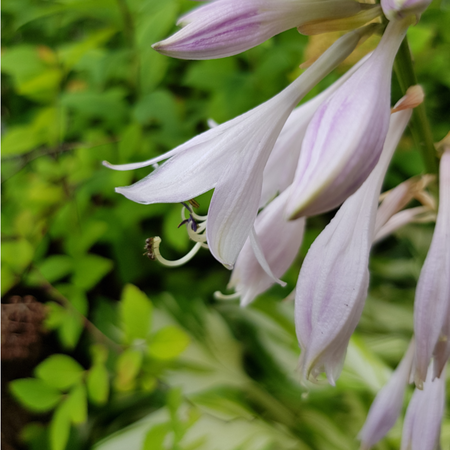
37, 255, 74, 283
148, 326, 190, 360
1, 125, 42, 156
10, 379, 62, 412
44, 302, 66, 330
58, 28, 117, 70
72, 254, 113, 290
35, 355, 84, 390
1, 46, 46, 85
90, 344, 108, 365
114, 348, 143, 391
120, 284, 153, 343
50, 401, 71, 450
87, 364, 110, 405
142, 423, 169, 450
57, 312, 84, 349
66, 384, 87, 424
1, 239, 34, 274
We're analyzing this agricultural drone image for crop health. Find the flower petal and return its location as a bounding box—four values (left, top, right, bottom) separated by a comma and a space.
295, 110, 412, 383
153, 0, 367, 60
414, 145, 450, 386
286, 18, 412, 219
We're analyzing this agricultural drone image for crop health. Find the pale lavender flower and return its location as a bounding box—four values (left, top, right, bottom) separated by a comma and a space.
219, 186, 306, 306
285, 17, 413, 220
152, 0, 376, 60
413, 145, 450, 387
381, 0, 432, 21
359, 341, 415, 450
401, 365, 446, 450
295, 109, 412, 384
260, 53, 371, 208
104, 27, 372, 269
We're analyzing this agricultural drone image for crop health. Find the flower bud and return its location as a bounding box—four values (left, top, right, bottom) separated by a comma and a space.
153, 0, 375, 60
295, 110, 412, 384
381, 0, 432, 21
286, 17, 413, 220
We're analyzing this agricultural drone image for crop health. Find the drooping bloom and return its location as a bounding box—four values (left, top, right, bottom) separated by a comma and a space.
401, 365, 446, 450
286, 17, 413, 220
413, 144, 450, 387
381, 0, 432, 21
295, 109, 412, 384
105, 27, 373, 269
219, 186, 306, 306
260, 53, 371, 207
359, 341, 414, 450
152, 0, 379, 60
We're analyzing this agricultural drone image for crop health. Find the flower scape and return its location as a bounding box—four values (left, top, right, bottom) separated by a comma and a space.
104, 0, 449, 447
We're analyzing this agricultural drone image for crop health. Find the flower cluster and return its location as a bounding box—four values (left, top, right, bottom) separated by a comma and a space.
105, 0, 448, 447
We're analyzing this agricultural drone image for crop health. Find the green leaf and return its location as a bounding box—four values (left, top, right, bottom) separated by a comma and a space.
1, 239, 34, 274
44, 302, 66, 330
87, 364, 110, 405
35, 355, 84, 390
72, 254, 113, 290
65, 384, 87, 424
114, 348, 143, 391
120, 284, 153, 343
57, 312, 84, 349
10, 378, 62, 412
50, 401, 71, 450
148, 326, 190, 360
37, 255, 74, 283
142, 423, 169, 450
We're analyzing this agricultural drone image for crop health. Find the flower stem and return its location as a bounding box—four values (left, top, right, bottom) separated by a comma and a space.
394, 37, 438, 175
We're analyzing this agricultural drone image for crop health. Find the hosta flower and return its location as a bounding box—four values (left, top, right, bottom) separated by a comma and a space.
286, 17, 413, 219
381, 0, 432, 21
401, 365, 446, 450
218, 186, 306, 306
414, 144, 450, 387
105, 27, 372, 269
260, 53, 371, 207
359, 341, 414, 450
295, 109, 412, 384
152, 0, 378, 60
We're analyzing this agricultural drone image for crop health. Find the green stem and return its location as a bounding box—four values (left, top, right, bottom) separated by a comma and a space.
394, 37, 438, 174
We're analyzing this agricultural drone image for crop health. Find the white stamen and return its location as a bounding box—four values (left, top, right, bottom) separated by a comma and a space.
213, 291, 240, 301
150, 236, 204, 267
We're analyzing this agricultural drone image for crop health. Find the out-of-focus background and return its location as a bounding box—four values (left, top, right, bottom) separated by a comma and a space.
1, 0, 450, 449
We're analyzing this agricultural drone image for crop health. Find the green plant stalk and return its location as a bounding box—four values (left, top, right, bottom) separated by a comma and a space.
394, 37, 438, 175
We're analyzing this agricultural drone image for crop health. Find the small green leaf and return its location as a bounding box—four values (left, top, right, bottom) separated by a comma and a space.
35, 355, 84, 390
142, 423, 169, 450
50, 401, 71, 450
87, 364, 109, 405
148, 326, 190, 360
57, 311, 84, 349
37, 255, 74, 283
120, 284, 153, 343
43, 302, 66, 330
90, 344, 108, 365
72, 254, 113, 291
10, 379, 62, 412
65, 384, 87, 424
114, 348, 143, 391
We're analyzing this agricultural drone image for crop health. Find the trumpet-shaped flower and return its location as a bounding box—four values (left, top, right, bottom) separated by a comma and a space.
295, 109, 412, 384
359, 341, 415, 450
152, 0, 376, 60
286, 17, 412, 219
381, 0, 432, 21
414, 145, 450, 387
220, 186, 306, 306
401, 365, 446, 450
104, 27, 372, 269
260, 53, 371, 207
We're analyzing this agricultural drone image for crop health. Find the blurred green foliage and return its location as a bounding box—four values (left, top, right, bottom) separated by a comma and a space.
1, 0, 450, 449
